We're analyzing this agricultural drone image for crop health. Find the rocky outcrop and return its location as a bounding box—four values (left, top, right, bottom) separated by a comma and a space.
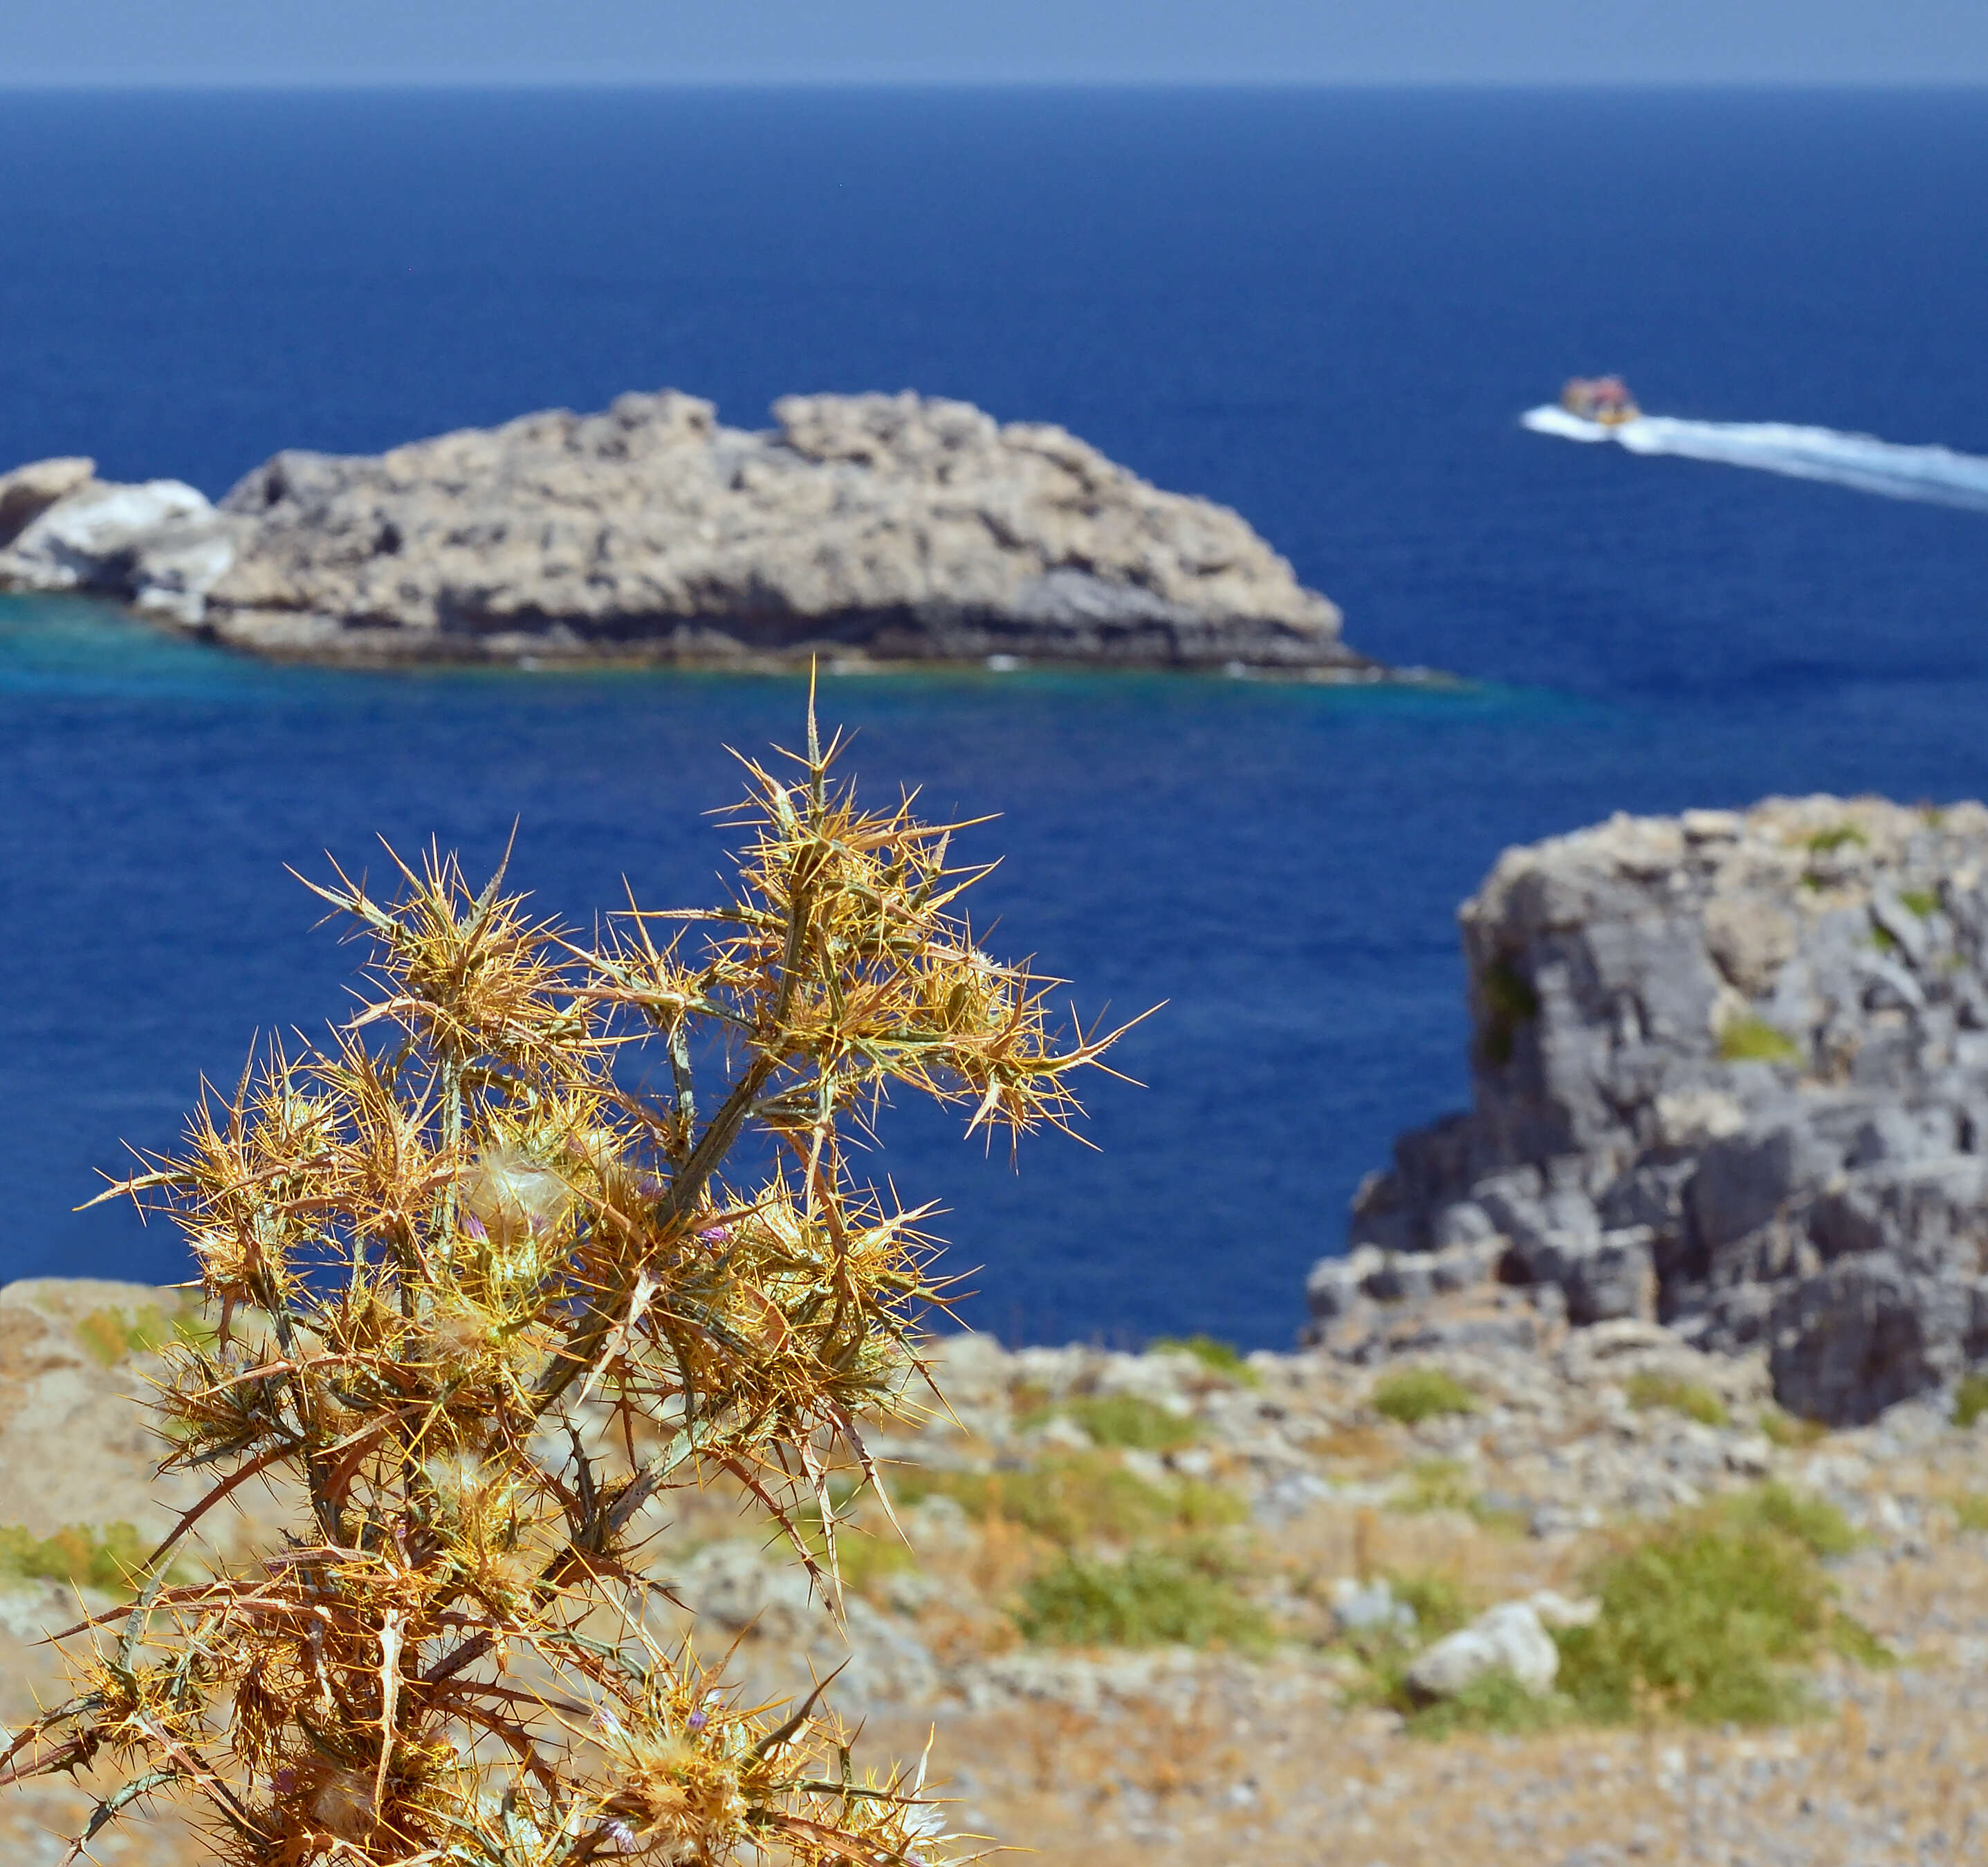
1314, 796, 1988, 1424
0, 391, 1371, 673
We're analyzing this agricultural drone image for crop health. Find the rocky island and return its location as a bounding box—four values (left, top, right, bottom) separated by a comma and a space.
0, 391, 1370, 674
1316, 795, 1988, 1426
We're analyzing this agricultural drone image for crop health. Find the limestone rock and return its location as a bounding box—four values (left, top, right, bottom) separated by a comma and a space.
1, 389, 1367, 671
1320, 795, 1988, 1424
1404, 1599, 1560, 1700
0, 475, 238, 623
0, 456, 94, 546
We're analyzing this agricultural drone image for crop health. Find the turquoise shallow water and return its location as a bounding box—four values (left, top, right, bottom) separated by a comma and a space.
6, 89, 1988, 1342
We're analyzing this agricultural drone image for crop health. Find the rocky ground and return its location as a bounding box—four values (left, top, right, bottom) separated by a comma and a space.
3, 1278, 1987, 1865
0, 392, 1375, 673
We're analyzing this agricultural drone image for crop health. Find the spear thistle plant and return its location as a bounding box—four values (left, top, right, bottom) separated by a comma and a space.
1, 703, 1132, 1866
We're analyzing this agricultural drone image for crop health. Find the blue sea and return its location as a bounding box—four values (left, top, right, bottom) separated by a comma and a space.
4, 88, 1988, 1346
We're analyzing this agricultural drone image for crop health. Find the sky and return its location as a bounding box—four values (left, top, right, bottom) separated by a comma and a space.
6, 1, 1988, 87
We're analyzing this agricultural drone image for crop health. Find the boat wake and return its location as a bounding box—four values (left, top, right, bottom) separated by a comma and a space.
1522, 404, 1988, 513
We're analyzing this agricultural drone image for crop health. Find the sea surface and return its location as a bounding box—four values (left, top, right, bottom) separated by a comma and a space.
3, 88, 1988, 1346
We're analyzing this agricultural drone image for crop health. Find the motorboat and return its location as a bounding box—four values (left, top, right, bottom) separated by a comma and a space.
1559, 376, 1641, 425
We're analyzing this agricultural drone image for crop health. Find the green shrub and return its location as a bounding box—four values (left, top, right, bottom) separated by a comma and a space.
1017, 1545, 1269, 1650
0, 1522, 152, 1595
1372, 1367, 1477, 1426
1147, 1334, 1258, 1385
1477, 957, 1539, 1067
1953, 1372, 1988, 1429
1712, 1482, 1858, 1558
1625, 1372, 1729, 1428
1898, 890, 1940, 919
1555, 1496, 1876, 1727
1385, 1571, 1472, 1640
1716, 1017, 1801, 1065
1805, 824, 1868, 855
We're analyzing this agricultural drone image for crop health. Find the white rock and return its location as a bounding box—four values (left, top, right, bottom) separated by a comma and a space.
1330, 1576, 1417, 1635
1404, 1599, 1560, 1700
0, 477, 237, 622
1526, 1589, 1601, 1629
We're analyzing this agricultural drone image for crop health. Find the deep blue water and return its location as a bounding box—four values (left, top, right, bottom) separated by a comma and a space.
3, 89, 1988, 1346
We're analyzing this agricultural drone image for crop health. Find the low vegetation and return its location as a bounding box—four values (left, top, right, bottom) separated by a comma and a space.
1372, 1365, 1478, 1425
73, 1298, 207, 1368
1625, 1370, 1729, 1427
1760, 1404, 1830, 1448
0, 1522, 154, 1596
897, 1451, 1242, 1552
1716, 1015, 1803, 1065
1954, 1372, 1988, 1428
1018, 1546, 1268, 1650
1476, 956, 1539, 1067
1023, 1392, 1202, 1451
1555, 1487, 1873, 1727
1147, 1333, 1258, 1383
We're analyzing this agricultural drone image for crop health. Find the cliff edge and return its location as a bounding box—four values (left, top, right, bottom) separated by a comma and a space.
1314, 795, 1988, 1424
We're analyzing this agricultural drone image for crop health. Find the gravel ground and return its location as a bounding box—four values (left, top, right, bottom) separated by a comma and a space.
4, 1282, 1988, 1864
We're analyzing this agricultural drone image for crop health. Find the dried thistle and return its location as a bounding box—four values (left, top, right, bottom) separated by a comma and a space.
3, 698, 1135, 1866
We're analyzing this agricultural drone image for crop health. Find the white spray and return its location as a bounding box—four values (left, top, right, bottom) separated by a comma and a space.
1522, 403, 1988, 513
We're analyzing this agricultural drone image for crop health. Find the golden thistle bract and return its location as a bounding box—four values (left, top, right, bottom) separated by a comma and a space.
2, 698, 1139, 1867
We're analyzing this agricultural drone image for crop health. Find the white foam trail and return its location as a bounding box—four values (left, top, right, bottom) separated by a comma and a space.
1521, 404, 1988, 512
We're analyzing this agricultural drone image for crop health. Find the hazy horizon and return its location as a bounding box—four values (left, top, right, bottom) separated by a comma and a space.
9, 1, 1988, 89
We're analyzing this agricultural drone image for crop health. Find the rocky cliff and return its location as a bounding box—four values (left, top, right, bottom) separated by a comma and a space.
1312, 795, 1988, 1424
0, 392, 1369, 673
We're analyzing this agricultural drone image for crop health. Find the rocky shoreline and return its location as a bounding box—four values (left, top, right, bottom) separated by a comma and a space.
0, 392, 1375, 675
